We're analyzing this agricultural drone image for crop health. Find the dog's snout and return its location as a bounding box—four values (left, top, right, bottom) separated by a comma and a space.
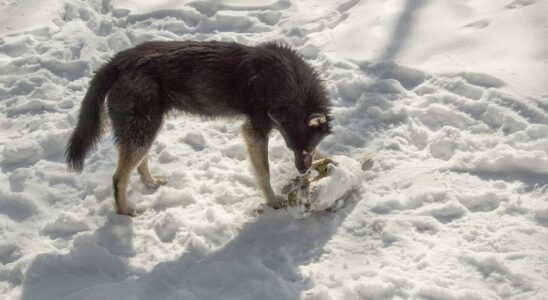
295, 150, 314, 174
295, 158, 308, 174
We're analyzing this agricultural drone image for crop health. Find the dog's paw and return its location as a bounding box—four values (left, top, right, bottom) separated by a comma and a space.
268, 196, 288, 209
116, 207, 139, 217
145, 176, 169, 188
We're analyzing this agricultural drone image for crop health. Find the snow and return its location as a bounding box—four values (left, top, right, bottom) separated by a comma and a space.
321, 0, 548, 97
1, 0, 547, 299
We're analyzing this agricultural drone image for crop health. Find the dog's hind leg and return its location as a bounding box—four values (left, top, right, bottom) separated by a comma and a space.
137, 152, 168, 188
241, 121, 286, 209
107, 74, 165, 216
113, 145, 149, 216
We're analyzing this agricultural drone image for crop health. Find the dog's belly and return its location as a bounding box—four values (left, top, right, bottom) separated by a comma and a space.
170, 92, 241, 117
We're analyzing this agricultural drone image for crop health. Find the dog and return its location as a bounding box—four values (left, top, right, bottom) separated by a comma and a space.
66, 41, 332, 216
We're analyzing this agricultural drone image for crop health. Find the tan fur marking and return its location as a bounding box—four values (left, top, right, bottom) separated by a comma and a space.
137, 154, 154, 185
137, 152, 168, 188
113, 147, 148, 216
241, 124, 277, 204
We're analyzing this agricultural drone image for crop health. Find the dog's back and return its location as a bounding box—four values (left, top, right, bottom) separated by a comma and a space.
107, 41, 327, 118
108, 41, 250, 117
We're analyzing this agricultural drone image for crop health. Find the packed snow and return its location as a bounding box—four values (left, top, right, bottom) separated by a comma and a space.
1, 0, 547, 299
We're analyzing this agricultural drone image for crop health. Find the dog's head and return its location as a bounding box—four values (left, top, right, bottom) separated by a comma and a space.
252, 42, 332, 173
268, 109, 331, 173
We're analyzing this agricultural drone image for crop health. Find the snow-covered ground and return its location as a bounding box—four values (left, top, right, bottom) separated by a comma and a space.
1, 0, 547, 299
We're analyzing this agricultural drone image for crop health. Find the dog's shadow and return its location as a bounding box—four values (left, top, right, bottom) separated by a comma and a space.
20, 195, 359, 300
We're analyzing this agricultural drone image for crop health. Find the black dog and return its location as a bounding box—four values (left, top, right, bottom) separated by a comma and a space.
66, 41, 332, 216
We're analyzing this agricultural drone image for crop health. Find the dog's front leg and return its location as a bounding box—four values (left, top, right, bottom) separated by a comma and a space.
241, 121, 286, 209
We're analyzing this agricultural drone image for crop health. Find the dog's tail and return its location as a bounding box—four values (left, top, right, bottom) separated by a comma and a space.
66, 63, 119, 173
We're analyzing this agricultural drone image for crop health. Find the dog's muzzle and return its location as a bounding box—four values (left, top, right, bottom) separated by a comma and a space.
295, 150, 315, 174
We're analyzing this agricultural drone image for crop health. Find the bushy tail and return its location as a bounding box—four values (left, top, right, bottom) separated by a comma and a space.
66, 63, 118, 172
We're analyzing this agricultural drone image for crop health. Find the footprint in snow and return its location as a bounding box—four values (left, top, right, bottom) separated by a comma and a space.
463, 20, 490, 30
506, 0, 539, 9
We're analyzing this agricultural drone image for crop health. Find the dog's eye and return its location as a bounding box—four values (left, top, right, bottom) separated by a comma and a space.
267, 108, 288, 125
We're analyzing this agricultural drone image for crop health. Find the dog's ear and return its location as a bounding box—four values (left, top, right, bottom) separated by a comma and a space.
308, 113, 327, 127
267, 108, 288, 126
